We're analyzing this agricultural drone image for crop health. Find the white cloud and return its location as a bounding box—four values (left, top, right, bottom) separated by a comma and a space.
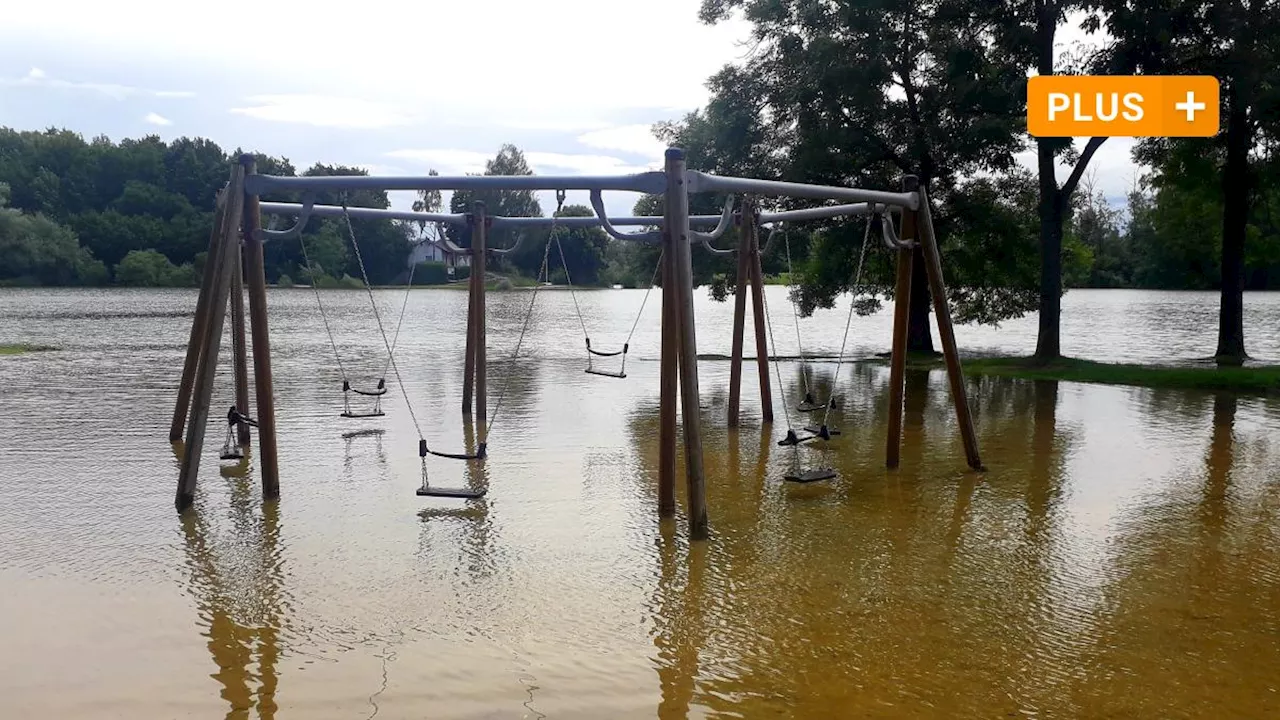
385, 149, 492, 175
577, 125, 668, 159
144, 112, 171, 126
1, 66, 193, 100
229, 95, 413, 129
2, 1, 747, 121
524, 151, 656, 176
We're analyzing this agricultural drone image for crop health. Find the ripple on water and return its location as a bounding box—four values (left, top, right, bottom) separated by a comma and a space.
2, 287, 1280, 718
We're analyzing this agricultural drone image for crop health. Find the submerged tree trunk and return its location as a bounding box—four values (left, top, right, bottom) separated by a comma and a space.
1034, 139, 1064, 362
906, 247, 936, 354
1215, 85, 1250, 365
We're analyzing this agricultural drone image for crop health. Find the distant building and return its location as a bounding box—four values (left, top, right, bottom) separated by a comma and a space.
409, 238, 470, 268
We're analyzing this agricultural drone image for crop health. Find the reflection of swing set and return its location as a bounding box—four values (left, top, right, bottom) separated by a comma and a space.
169, 149, 982, 541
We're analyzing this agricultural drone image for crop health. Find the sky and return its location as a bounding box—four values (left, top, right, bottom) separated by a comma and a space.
0, 0, 1140, 220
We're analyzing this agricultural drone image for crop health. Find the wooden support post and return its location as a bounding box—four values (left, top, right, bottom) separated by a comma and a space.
473, 202, 489, 439
885, 178, 918, 470
170, 192, 228, 441
726, 207, 750, 428
666, 148, 708, 540
230, 235, 252, 447
658, 237, 678, 518
746, 209, 774, 424
176, 167, 244, 512
917, 186, 984, 471
240, 155, 280, 500
462, 236, 478, 415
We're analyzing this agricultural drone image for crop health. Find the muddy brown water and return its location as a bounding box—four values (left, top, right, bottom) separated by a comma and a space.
1, 287, 1278, 718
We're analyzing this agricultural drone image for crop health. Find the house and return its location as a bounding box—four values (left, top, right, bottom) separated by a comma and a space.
410, 238, 471, 269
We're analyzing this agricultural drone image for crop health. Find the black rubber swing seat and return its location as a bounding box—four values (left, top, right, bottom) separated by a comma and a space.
797, 399, 837, 412
420, 440, 486, 462
220, 449, 244, 461
343, 379, 388, 397
585, 368, 627, 379
803, 425, 842, 439
341, 410, 386, 419
416, 486, 487, 499
785, 468, 838, 483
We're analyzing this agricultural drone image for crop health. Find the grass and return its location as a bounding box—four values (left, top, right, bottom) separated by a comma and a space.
891, 354, 1280, 394
0, 343, 57, 355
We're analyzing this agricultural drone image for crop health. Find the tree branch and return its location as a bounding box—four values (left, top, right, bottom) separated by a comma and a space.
1061, 136, 1108, 200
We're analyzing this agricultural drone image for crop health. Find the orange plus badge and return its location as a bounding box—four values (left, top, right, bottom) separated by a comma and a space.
1027, 75, 1220, 138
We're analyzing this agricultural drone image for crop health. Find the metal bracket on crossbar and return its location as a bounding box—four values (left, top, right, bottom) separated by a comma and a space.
256, 194, 314, 242
692, 196, 736, 255
875, 204, 915, 250
589, 190, 662, 245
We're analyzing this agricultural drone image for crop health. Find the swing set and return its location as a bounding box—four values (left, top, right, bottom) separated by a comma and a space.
169, 149, 983, 542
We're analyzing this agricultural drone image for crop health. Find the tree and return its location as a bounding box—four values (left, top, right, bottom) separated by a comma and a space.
545, 204, 611, 285
677, 0, 1035, 352
114, 249, 195, 287
1091, 0, 1280, 364
0, 191, 108, 286
449, 145, 543, 266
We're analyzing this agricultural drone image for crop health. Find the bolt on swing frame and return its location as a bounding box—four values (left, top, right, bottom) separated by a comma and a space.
176, 148, 980, 539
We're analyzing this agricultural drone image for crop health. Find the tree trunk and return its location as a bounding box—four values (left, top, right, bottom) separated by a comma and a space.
1034, 139, 1064, 362
1215, 85, 1250, 366
906, 246, 936, 354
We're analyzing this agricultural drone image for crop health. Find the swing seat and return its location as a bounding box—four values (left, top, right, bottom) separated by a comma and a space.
797, 399, 837, 412
777, 429, 819, 446
587, 347, 625, 358
341, 410, 386, 419
421, 440, 486, 462
585, 368, 627, 379
785, 468, 838, 483
416, 486, 486, 499
803, 425, 842, 439
220, 448, 244, 461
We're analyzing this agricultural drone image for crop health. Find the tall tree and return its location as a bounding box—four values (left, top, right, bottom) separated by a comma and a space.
682, 0, 1033, 351
449, 144, 543, 263
1092, 0, 1280, 364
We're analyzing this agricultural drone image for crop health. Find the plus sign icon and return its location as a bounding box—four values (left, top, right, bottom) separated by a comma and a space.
1027, 76, 1220, 138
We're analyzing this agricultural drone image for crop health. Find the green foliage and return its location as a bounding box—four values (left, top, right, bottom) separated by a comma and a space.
113, 249, 196, 287
0, 128, 415, 288
277, 274, 295, 288
0, 203, 106, 286
412, 261, 454, 286
448, 145, 542, 258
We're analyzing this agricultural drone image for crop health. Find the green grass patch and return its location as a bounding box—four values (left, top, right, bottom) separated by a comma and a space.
909, 355, 1280, 394
0, 343, 57, 355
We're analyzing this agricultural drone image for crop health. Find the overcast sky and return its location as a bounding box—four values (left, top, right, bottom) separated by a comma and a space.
0, 0, 1139, 218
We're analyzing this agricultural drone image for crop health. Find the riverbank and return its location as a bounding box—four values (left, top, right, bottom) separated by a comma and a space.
917, 355, 1280, 394
0, 344, 56, 355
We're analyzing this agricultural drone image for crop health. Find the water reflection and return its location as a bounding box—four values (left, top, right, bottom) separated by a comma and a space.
179, 490, 290, 719
5, 288, 1280, 718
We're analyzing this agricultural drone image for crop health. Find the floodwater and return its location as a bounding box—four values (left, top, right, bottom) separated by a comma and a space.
1, 287, 1279, 719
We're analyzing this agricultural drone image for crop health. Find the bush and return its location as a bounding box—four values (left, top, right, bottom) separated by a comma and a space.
410, 261, 469, 285
277, 274, 295, 288
114, 249, 196, 287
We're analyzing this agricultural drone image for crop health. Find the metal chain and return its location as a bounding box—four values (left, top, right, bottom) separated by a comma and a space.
548, 190, 590, 341
782, 224, 813, 401
487, 195, 563, 437
755, 241, 796, 436
624, 250, 665, 346
341, 201, 397, 379
340, 201, 427, 443
298, 228, 349, 384
380, 251, 419, 380
818, 209, 877, 431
